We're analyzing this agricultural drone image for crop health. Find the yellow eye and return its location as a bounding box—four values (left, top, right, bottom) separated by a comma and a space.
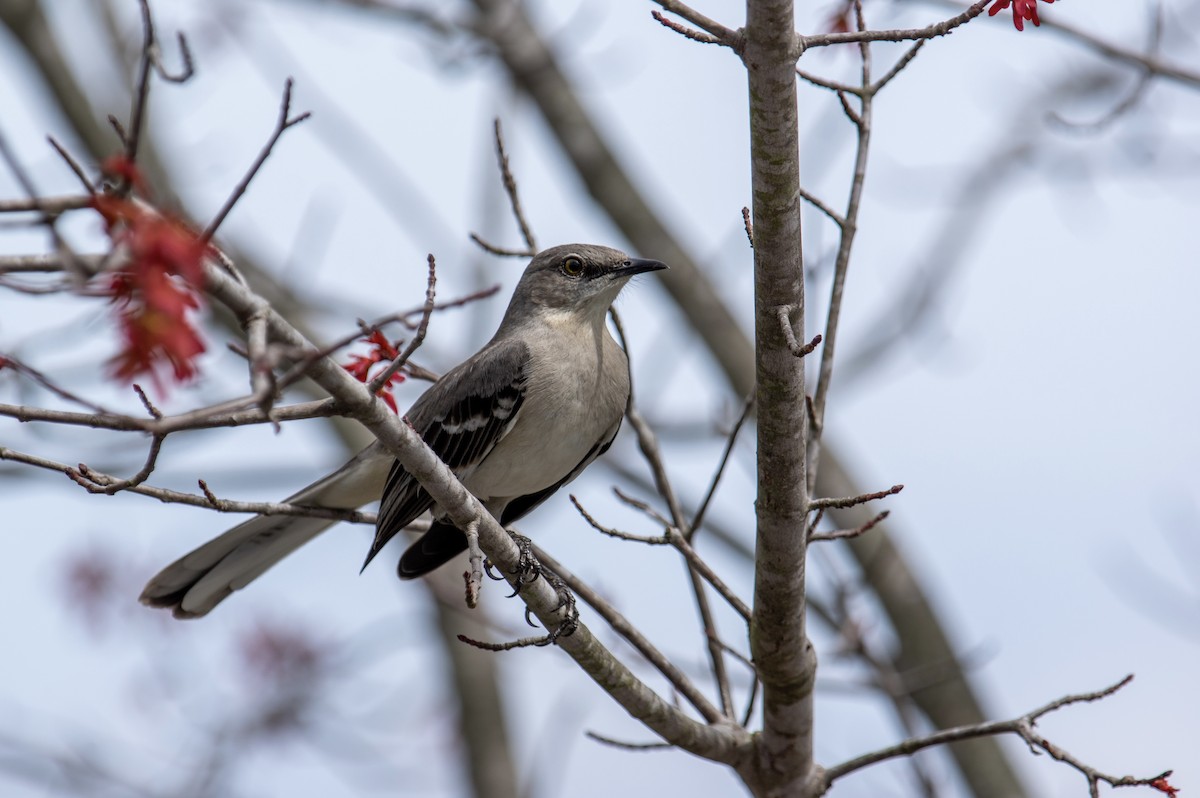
561, 256, 584, 277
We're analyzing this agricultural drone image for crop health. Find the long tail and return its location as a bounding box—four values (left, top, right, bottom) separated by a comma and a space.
139, 444, 391, 619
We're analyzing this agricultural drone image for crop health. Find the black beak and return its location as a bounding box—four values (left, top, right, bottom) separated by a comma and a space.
611, 258, 668, 278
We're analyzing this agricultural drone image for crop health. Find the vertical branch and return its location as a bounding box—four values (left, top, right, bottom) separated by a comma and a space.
742, 0, 814, 794
611, 309, 735, 719
807, 0, 873, 493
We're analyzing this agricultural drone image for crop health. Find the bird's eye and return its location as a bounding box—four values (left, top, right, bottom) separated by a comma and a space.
561, 256, 584, 277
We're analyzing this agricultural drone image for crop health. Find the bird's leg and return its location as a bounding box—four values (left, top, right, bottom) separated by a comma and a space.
486, 529, 578, 642
505, 531, 541, 596
541, 567, 579, 642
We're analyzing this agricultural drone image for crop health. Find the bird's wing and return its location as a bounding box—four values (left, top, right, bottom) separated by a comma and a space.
362, 337, 530, 569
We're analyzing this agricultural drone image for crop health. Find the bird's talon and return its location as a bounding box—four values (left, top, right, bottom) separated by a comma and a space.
483, 559, 505, 581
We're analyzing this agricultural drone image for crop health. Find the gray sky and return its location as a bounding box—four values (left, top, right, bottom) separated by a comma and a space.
1, 0, 1196, 795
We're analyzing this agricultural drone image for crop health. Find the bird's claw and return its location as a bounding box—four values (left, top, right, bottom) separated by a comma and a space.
499, 531, 578, 642
505, 532, 541, 597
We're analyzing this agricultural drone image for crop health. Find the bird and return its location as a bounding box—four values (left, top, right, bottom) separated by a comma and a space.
139, 244, 668, 618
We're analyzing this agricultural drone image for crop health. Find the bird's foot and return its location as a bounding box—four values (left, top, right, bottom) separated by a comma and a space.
541, 568, 579, 643
505, 532, 541, 597
498, 532, 578, 642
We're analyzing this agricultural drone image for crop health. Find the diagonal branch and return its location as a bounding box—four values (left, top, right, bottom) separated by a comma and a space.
823, 675, 1173, 796
192, 240, 750, 765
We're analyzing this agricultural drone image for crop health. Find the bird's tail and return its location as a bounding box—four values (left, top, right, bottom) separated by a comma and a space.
139, 445, 390, 619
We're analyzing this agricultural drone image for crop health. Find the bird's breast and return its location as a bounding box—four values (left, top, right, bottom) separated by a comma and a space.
463, 323, 629, 501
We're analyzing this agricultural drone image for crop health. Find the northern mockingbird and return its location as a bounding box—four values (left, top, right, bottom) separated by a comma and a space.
140, 244, 667, 618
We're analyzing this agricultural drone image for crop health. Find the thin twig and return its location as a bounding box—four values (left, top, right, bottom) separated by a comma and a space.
741, 206, 753, 248
200, 79, 311, 243
121, 0, 158, 177
571, 495, 668, 545
0, 397, 340, 434
809, 484, 902, 511
0, 196, 93, 214
776, 305, 822, 357
530, 545, 727, 725
69, 433, 165, 495
0, 446, 378, 524
872, 40, 927, 92
648, 1, 741, 50
151, 32, 194, 82
574, 493, 750, 621
651, 11, 722, 45
46, 137, 95, 194
457, 633, 554, 651
585, 731, 672, 751
809, 509, 889, 543
808, 5, 874, 492
245, 308, 278, 427
611, 308, 735, 718
130, 384, 162, 419
491, 118, 537, 253
802, 1, 989, 49
468, 234, 534, 258
797, 187, 847, 228
823, 675, 1173, 794
369, 255, 437, 393
689, 393, 755, 537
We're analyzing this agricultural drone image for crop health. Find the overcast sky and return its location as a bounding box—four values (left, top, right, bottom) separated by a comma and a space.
2, 1, 1197, 796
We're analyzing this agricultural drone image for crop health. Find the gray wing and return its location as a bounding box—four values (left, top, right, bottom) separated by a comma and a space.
361, 337, 530, 569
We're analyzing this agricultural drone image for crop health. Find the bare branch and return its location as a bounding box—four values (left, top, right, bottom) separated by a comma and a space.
489, 118, 536, 253
0, 195, 92, 214
776, 305, 822, 357
585, 731, 672, 751
571, 495, 668, 545
529, 545, 729, 727
810, 484, 903, 511
46, 137, 95, 193
802, 1, 989, 49
651, 11, 722, 46
689, 393, 755, 536
824, 675, 1173, 794
200, 79, 311, 244
648, 1, 742, 50
0, 445, 377, 525
69, 433, 165, 495
797, 186, 845, 229
809, 510, 889, 543
368, 254, 437, 393
873, 40, 927, 92
468, 234, 535, 258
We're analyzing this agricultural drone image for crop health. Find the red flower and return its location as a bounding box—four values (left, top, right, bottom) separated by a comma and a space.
342, 330, 406, 412
1150, 777, 1180, 798
988, 0, 1054, 31
91, 188, 209, 391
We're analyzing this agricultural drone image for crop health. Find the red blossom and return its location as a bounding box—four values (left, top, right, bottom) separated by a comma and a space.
1151, 777, 1180, 798
90, 186, 209, 391
988, 0, 1055, 31
342, 330, 406, 412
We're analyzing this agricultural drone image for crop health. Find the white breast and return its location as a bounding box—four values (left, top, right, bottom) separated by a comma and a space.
462, 315, 629, 503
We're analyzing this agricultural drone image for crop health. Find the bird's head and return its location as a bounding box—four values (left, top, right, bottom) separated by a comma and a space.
509, 244, 668, 324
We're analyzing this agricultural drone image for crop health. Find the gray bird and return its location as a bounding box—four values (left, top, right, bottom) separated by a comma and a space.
140, 244, 667, 618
